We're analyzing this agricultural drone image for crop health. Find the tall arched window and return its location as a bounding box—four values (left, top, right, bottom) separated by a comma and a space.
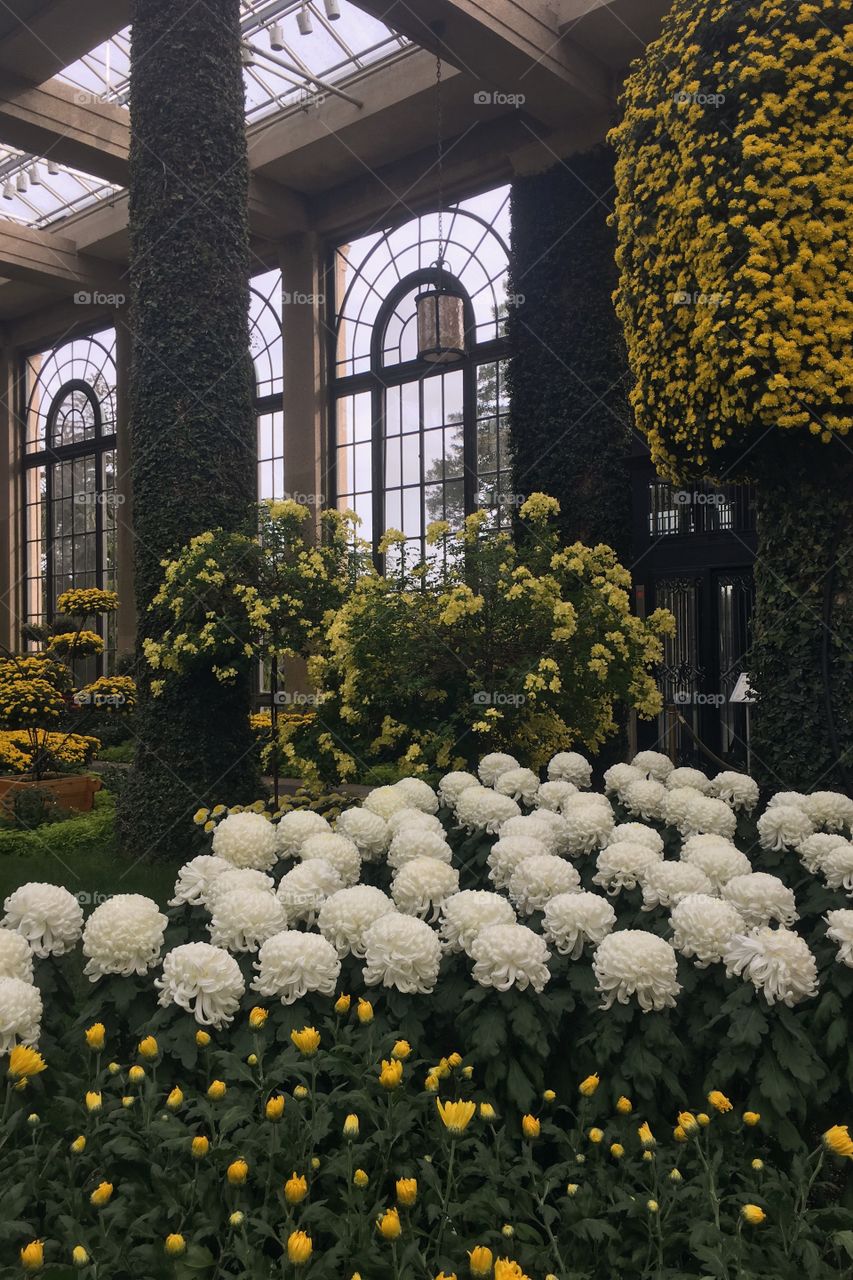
250, 267, 285, 501
331, 186, 511, 557
22, 331, 117, 667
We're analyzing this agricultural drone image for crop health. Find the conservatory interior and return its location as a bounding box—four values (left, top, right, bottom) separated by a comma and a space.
0, 0, 850, 1277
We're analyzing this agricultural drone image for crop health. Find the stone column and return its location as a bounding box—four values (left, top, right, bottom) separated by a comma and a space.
113, 309, 136, 658
0, 346, 19, 653
278, 232, 327, 531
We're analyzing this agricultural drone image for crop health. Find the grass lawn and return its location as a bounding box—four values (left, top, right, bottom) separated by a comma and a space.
0, 789, 176, 907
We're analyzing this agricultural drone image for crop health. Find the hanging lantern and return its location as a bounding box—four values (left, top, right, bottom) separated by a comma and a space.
416, 261, 465, 363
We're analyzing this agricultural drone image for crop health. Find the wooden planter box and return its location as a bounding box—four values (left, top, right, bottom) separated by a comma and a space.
0, 773, 102, 816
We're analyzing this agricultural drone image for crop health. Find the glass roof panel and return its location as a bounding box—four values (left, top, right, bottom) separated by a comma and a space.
1, 1, 409, 228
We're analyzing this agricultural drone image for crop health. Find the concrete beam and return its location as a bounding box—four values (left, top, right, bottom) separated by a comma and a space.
0, 218, 123, 292
559, 0, 672, 71
0, 77, 129, 185
352, 0, 612, 125
0, 0, 129, 85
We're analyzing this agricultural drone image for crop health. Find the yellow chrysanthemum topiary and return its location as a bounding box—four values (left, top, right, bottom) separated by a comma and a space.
609, 0, 851, 479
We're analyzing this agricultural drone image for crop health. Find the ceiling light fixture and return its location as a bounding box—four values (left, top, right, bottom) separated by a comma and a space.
47, 160, 60, 176
241, 41, 256, 66
2, 181, 13, 200
297, 7, 313, 35
269, 20, 286, 49
29, 164, 42, 185
16, 171, 28, 193
324, 0, 341, 18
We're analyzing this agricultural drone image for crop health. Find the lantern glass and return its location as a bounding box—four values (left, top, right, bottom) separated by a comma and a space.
416, 288, 465, 363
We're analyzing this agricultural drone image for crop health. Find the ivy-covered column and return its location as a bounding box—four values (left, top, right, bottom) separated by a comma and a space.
609, 0, 851, 789
118, 0, 258, 859
507, 147, 633, 561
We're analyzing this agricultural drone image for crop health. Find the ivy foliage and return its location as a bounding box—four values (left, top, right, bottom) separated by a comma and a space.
507, 148, 634, 562
119, 0, 258, 859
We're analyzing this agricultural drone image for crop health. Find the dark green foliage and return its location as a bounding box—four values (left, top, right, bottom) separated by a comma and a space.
750, 442, 853, 792
119, 0, 258, 858
507, 147, 634, 561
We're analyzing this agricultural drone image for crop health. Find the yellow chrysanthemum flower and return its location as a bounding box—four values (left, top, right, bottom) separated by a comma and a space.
823, 1126, 853, 1158
707, 1090, 732, 1114
227, 1159, 248, 1186
396, 1177, 417, 1206
287, 1230, 313, 1265
291, 1027, 321, 1056
85, 1023, 105, 1051
741, 1204, 766, 1225
90, 1181, 113, 1207
8, 1045, 46, 1081
436, 1098, 476, 1136
164, 1235, 186, 1257
579, 1073, 600, 1097
377, 1207, 402, 1240
379, 1059, 403, 1090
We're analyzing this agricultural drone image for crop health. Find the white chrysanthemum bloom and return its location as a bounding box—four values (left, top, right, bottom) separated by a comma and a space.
767, 791, 809, 810
723, 927, 818, 1006
0, 976, 42, 1052
297, 832, 362, 887
680, 832, 741, 859
622, 778, 669, 822
607, 823, 664, 855
666, 766, 713, 794
318, 885, 397, 957
334, 808, 389, 862
0, 930, 34, 984
712, 771, 760, 811
666, 790, 737, 839
498, 814, 557, 847
641, 862, 714, 910
494, 767, 541, 805
825, 909, 853, 967
821, 846, 853, 893
387, 828, 453, 871
542, 891, 616, 958
800, 791, 853, 832
508, 854, 581, 914
211, 811, 278, 871
169, 855, 231, 907
393, 777, 440, 814
721, 873, 798, 928
204, 867, 275, 909
252, 930, 341, 1004
525, 808, 573, 855
2, 882, 83, 958
385, 808, 445, 838
469, 923, 550, 993
593, 842, 663, 895
362, 785, 412, 820
478, 752, 520, 786
391, 857, 460, 919
757, 805, 815, 852
437, 770, 479, 808
438, 890, 516, 954
154, 942, 244, 1028
630, 750, 674, 781
548, 751, 592, 788
534, 779, 578, 813
796, 833, 850, 874
276, 859, 343, 926
603, 763, 645, 798
455, 785, 521, 834
487, 835, 550, 890
82, 894, 167, 981
362, 913, 442, 994
561, 798, 615, 855
680, 841, 751, 891
207, 889, 287, 953
593, 931, 681, 1012
275, 809, 332, 858
669, 893, 744, 967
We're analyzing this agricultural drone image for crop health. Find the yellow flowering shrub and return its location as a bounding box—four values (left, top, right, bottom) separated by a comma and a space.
609, 0, 851, 477
288, 497, 673, 778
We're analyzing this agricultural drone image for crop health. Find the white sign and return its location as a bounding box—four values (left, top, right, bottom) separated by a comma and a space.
730, 673, 755, 704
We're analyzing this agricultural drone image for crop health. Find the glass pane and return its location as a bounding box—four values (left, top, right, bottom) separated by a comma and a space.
422, 428, 445, 482
353, 441, 372, 492
385, 489, 402, 529
444, 422, 464, 479
385, 437, 401, 488
444, 369, 464, 422
385, 388, 401, 437
402, 487, 422, 539
401, 432, 420, 486
401, 381, 419, 433
423, 375, 443, 429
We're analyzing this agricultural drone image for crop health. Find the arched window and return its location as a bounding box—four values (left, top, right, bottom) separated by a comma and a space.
331, 186, 512, 557
250, 267, 285, 501
22, 331, 117, 667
